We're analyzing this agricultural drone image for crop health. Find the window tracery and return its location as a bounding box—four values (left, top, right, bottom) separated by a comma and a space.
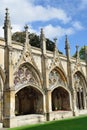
49, 69, 65, 88
14, 65, 39, 87
73, 73, 85, 109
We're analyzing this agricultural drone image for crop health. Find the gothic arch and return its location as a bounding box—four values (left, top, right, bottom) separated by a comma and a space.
51, 86, 70, 111
15, 86, 43, 116
14, 62, 42, 91
15, 83, 44, 95
73, 71, 87, 90
73, 71, 87, 110
49, 67, 67, 89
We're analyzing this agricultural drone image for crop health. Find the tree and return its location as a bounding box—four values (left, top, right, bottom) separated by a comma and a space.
73, 46, 87, 60
12, 31, 63, 54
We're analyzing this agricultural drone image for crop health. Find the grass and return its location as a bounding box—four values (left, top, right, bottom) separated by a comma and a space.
8, 116, 87, 130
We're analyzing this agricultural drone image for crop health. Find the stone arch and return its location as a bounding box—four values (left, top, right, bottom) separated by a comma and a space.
14, 62, 42, 91
51, 86, 70, 111
15, 83, 44, 95
15, 86, 43, 116
73, 71, 87, 110
49, 67, 67, 89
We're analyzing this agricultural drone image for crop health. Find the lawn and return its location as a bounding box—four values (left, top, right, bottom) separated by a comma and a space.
8, 116, 87, 130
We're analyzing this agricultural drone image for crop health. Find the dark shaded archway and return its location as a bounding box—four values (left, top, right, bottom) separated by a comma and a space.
73, 71, 87, 110
52, 87, 70, 111
15, 86, 43, 116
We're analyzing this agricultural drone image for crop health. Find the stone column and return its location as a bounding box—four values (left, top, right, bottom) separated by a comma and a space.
79, 89, 82, 109
3, 8, 15, 128
3, 47, 15, 127
72, 88, 78, 116
45, 89, 52, 121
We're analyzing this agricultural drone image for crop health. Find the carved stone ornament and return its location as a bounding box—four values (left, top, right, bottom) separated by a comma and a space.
73, 73, 84, 91
23, 51, 31, 62
72, 62, 81, 74
48, 58, 59, 70
14, 65, 39, 88
49, 69, 65, 88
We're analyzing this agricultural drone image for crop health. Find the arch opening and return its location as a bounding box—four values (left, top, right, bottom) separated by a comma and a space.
52, 87, 70, 111
15, 86, 43, 116
73, 71, 86, 110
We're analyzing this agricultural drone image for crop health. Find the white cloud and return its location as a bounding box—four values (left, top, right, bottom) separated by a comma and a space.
0, 0, 70, 24
43, 24, 74, 40
0, 0, 71, 37
72, 21, 84, 30
0, 0, 84, 41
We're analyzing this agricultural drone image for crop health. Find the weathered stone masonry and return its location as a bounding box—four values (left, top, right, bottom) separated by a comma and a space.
0, 9, 87, 128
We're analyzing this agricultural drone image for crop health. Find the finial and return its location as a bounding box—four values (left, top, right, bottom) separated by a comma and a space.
76, 44, 79, 60
53, 37, 57, 44
4, 8, 11, 28
65, 35, 70, 48
40, 28, 45, 40
24, 25, 29, 43
5, 8, 10, 21
65, 35, 70, 59
65, 35, 68, 42
24, 25, 28, 32
53, 37, 57, 51
76, 45, 79, 51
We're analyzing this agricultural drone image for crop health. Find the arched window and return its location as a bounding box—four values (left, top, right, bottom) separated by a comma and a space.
73, 72, 86, 110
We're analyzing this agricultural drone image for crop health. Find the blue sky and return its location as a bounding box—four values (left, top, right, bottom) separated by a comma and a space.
0, 0, 87, 55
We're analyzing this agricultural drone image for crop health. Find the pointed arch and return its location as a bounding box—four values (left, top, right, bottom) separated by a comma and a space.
52, 86, 70, 111
73, 71, 87, 110
49, 66, 67, 89
14, 62, 42, 91
15, 86, 43, 116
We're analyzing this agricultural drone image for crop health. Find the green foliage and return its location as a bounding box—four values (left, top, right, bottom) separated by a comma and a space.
29, 33, 40, 48
73, 46, 87, 60
12, 32, 26, 43
12, 31, 62, 54
79, 47, 85, 60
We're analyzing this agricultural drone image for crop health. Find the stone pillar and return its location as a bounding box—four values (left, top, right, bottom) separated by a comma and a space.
40, 28, 52, 121
79, 89, 82, 109
65, 35, 73, 111
72, 89, 78, 116
45, 89, 52, 121
3, 8, 15, 128
43, 95, 46, 114
3, 46, 15, 128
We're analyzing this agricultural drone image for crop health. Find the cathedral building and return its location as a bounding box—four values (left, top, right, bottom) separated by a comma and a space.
0, 8, 87, 128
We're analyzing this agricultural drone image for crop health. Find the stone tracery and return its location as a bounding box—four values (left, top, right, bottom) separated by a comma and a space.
49, 69, 65, 88
73, 72, 86, 109
14, 65, 39, 88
